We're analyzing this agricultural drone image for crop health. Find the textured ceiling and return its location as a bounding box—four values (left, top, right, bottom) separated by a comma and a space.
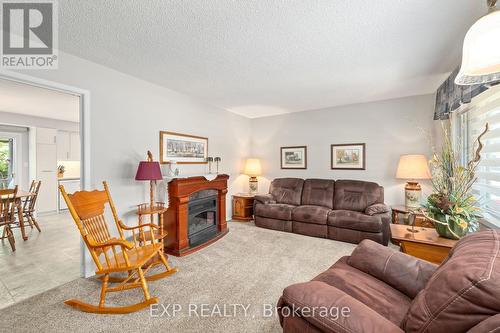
58, 1, 487, 118
0, 79, 80, 122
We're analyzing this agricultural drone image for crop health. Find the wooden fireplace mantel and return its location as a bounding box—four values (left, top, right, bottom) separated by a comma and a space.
163, 174, 229, 256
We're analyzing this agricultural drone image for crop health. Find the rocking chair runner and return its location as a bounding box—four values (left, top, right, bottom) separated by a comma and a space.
59, 181, 177, 314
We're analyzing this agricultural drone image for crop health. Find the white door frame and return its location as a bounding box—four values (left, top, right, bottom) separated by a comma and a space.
0, 70, 91, 278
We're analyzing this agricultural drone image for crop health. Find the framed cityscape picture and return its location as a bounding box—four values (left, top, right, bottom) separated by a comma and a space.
281, 146, 307, 169
331, 143, 365, 170
160, 131, 208, 164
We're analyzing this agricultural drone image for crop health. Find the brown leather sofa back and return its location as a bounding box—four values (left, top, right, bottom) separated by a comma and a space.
301, 179, 335, 209
270, 178, 304, 206
333, 180, 384, 212
404, 230, 500, 332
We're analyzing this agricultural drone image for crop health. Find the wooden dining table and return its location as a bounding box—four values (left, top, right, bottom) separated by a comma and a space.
1, 190, 35, 241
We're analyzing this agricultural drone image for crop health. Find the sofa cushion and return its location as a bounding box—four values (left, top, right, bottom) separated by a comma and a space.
292, 222, 327, 238
313, 257, 411, 326
255, 203, 295, 221
348, 240, 437, 298
334, 180, 383, 212
254, 216, 292, 232
292, 205, 331, 224
301, 179, 334, 208
328, 210, 382, 233
404, 230, 500, 333
269, 178, 304, 206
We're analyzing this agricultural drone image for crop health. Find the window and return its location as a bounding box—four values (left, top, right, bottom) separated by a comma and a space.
0, 138, 13, 189
455, 88, 500, 228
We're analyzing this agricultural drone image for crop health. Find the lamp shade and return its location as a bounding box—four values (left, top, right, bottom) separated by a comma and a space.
135, 161, 163, 181
396, 155, 431, 180
244, 158, 262, 176
455, 9, 500, 85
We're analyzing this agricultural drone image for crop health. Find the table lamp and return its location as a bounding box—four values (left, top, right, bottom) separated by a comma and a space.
244, 158, 261, 194
135, 151, 163, 207
396, 155, 431, 208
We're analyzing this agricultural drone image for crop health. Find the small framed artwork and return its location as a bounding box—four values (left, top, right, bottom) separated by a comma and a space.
281, 146, 307, 169
160, 131, 208, 164
331, 143, 366, 170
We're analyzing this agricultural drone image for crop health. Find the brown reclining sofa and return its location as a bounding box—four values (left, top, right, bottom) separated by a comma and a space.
277, 230, 500, 332
254, 178, 391, 245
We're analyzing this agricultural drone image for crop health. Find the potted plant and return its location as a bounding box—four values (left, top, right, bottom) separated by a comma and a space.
424, 123, 488, 239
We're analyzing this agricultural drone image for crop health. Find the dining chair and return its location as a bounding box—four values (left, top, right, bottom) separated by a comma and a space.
0, 186, 19, 252
21, 180, 42, 232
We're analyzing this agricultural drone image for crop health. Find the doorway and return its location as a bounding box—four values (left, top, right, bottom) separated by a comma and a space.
0, 73, 90, 309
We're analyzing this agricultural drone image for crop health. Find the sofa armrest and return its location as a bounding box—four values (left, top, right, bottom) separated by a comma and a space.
254, 194, 276, 205
373, 210, 392, 245
279, 281, 404, 333
365, 203, 391, 216
347, 240, 437, 298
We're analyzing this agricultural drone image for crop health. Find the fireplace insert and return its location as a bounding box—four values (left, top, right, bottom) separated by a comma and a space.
188, 190, 218, 247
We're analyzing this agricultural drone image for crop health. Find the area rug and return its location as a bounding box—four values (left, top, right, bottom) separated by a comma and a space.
0, 222, 355, 333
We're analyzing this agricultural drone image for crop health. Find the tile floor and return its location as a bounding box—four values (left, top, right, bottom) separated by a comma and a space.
0, 212, 81, 309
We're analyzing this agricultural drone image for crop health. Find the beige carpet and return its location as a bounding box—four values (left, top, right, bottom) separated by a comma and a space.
0, 222, 355, 333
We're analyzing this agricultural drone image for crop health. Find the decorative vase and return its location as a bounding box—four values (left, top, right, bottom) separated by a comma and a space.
425, 212, 468, 240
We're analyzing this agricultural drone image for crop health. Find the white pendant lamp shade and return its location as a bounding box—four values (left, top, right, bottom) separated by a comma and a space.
456, 9, 500, 85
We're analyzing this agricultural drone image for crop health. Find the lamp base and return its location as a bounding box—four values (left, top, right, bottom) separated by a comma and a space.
249, 176, 258, 194
405, 181, 421, 208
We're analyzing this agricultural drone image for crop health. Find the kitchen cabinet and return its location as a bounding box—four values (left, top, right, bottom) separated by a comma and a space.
69, 132, 80, 160
57, 131, 70, 161
57, 130, 80, 161
36, 143, 57, 213
36, 128, 57, 145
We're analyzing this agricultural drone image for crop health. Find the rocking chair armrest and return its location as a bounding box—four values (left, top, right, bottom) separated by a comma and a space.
86, 236, 134, 250
118, 220, 159, 231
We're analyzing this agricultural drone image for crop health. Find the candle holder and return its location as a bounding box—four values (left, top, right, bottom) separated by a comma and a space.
214, 157, 221, 174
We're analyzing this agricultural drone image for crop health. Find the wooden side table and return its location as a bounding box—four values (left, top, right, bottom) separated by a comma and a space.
232, 193, 255, 221
391, 205, 434, 228
390, 224, 458, 264
136, 203, 168, 246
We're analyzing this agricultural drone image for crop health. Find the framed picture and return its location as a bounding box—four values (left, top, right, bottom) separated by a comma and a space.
331, 143, 365, 170
160, 131, 208, 164
280, 146, 307, 169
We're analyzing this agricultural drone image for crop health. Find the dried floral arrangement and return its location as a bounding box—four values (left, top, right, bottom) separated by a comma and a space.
424, 123, 489, 239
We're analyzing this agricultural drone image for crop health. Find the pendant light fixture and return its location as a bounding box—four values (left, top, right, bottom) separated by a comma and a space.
455, 0, 500, 85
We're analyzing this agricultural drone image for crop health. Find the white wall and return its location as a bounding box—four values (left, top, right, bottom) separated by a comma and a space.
250, 95, 437, 205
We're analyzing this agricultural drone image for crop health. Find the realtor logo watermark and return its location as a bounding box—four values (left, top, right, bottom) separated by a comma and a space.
1, 0, 58, 69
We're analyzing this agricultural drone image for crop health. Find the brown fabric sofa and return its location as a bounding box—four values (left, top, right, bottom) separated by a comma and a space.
254, 178, 391, 245
277, 230, 500, 333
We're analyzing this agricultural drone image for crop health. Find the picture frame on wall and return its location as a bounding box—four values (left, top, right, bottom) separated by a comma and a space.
331, 143, 365, 170
160, 131, 208, 164
280, 146, 307, 169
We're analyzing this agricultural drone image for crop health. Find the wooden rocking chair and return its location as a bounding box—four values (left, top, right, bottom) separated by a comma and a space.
59, 181, 177, 314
